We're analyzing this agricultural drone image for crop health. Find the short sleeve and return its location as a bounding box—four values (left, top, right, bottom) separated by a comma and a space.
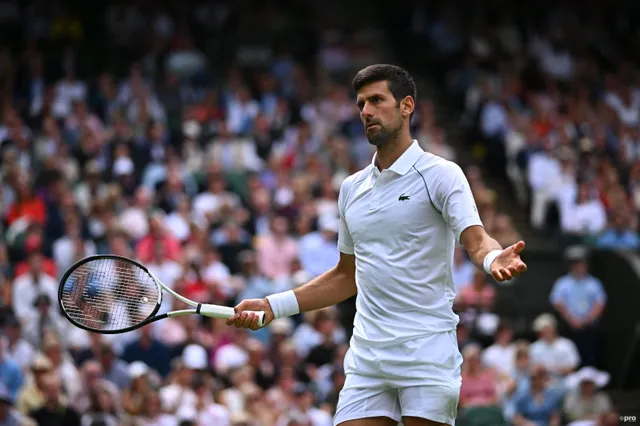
337, 179, 355, 255
431, 161, 483, 242
549, 277, 567, 305
590, 278, 607, 304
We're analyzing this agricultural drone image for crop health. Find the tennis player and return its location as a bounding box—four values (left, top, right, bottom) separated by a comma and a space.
227, 64, 527, 426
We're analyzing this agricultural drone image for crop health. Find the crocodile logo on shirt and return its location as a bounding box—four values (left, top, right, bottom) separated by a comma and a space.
399, 193, 410, 201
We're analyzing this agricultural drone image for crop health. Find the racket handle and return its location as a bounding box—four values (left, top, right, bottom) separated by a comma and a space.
198, 304, 266, 327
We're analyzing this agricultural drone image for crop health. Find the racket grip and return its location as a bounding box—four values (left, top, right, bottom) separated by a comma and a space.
198, 304, 266, 327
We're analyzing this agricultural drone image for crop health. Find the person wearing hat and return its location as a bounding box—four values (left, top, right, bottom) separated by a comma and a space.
530, 313, 581, 378
562, 367, 613, 424
550, 247, 606, 367
15, 353, 53, 415
21, 292, 66, 350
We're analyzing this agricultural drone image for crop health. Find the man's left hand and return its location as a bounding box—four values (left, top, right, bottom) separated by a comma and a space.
491, 241, 528, 282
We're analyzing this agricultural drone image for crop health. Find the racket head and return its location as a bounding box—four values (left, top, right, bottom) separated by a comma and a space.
58, 255, 164, 334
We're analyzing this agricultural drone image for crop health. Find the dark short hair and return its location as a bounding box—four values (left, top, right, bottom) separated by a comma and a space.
352, 64, 417, 105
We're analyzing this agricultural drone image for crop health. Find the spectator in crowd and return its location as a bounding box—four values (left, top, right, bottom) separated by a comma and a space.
529, 313, 580, 378
550, 248, 606, 367
0, 339, 23, 401
16, 354, 52, 415
482, 321, 516, 378
0, 383, 34, 426
28, 373, 81, 426
563, 367, 613, 425
512, 365, 563, 426
459, 344, 499, 410
2, 316, 34, 372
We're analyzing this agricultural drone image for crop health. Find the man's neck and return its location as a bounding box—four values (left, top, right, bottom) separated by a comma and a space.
375, 134, 413, 171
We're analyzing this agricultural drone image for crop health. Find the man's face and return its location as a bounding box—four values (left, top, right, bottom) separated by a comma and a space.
356, 81, 405, 147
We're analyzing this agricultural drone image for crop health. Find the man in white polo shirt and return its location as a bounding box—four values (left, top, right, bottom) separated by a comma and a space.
228, 64, 527, 426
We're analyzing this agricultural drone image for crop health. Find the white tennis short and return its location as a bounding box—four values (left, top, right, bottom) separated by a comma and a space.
333, 331, 462, 426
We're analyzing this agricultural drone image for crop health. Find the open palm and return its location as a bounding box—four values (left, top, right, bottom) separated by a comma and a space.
491, 241, 527, 282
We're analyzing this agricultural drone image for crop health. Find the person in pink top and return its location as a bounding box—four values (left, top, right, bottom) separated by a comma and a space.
256, 215, 298, 280
456, 269, 496, 312
135, 212, 184, 263
459, 343, 499, 409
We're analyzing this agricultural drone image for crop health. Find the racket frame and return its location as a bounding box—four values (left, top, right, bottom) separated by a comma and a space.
58, 254, 264, 335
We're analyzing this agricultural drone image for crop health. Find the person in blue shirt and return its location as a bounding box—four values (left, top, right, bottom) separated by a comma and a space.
121, 325, 171, 378
0, 339, 23, 400
550, 248, 606, 367
513, 365, 563, 426
596, 213, 639, 250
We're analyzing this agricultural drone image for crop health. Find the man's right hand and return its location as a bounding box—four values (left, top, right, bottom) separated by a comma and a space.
226, 298, 275, 330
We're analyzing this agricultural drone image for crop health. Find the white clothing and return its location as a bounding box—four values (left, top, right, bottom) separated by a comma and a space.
3, 339, 35, 371
338, 140, 482, 348
333, 331, 461, 426
482, 344, 516, 377
214, 343, 248, 375
159, 384, 197, 412
530, 337, 580, 374
334, 141, 479, 424
12, 273, 58, 323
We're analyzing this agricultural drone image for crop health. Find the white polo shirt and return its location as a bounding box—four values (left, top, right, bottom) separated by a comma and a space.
338, 140, 482, 349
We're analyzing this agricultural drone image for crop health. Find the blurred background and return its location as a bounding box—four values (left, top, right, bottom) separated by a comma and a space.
0, 0, 639, 425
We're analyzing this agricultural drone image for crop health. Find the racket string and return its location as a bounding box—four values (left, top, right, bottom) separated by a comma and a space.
60, 258, 160, 331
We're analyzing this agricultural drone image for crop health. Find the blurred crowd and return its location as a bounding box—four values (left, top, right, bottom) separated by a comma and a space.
0, 0, 630, 425
431, 1, 640, 250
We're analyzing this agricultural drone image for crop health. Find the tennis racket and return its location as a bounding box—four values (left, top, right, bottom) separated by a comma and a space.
58, 255, 265, 334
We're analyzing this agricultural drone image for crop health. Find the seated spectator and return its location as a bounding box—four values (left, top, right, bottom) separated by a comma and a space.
78, 383, 120, 426
292, 308, 346, 360
563, 367, 613, 425
70, 360, 120, 415
135, 212, 184, 264
121, 326, 171, 378
21, 294, 67, 350
530, 313, 580, 378
122, 362, 152, 417
513, 365, 563, 426
298, 215, 339, 278
482, 321, 516, 377
96, 342, 130, 391
11, 252, 58, 324
5, 176, 46, 227
596, 212, 640, 250
0, 338, 23, 401
276, 383, 332, 426
455, 270, 496, 324
560, 183, 607, 243
452, 245, 475, 292
459, 344, 499, 409
492, 213, 522, 248
2, 316, 34, 371
0, 383, 34, 426
28, 373, 81, 426
41, 333, 82, 402
256, 215, 298, 280
137, 390, 177, 426
16, 354, 54, 415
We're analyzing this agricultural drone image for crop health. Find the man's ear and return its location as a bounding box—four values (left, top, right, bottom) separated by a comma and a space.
401, 96, 415, 118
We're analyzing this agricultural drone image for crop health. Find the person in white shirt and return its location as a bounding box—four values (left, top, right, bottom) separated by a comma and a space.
529, 313, 580, 377
12, 253, 58, 324
561, 183, 607, 239
482, 321, 516, 377
228, 64, 527, 426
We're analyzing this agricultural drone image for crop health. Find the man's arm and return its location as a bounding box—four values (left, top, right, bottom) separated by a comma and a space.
293, 252, 357, 313
459, 225, 503, 271
460, 225, 527, 281
226, 253, 356, 330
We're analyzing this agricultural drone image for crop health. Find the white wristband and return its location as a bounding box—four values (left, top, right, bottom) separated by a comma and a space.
483, 250, 502, 275
266, 290, 300, 319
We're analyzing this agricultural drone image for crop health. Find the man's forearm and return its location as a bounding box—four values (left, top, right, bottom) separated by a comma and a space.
293, 266, 357, 313
465, 231, 503, 271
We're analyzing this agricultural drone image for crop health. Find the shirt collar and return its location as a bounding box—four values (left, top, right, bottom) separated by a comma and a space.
371, 140, 424, 176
